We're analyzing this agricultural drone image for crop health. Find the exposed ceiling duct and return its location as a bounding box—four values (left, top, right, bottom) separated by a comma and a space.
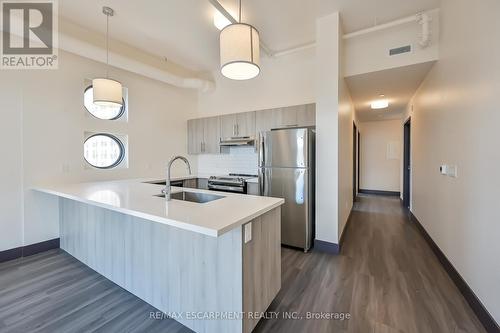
243, 9, 437, 58
1, 15, 215, 92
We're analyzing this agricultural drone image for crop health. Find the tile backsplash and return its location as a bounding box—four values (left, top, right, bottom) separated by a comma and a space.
197, 147, 258, 175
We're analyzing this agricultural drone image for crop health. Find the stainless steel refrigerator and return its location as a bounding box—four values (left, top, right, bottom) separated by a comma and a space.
258, 127, 315, 252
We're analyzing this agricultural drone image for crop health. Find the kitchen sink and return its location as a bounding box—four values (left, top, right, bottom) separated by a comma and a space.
155, 191, 225, 203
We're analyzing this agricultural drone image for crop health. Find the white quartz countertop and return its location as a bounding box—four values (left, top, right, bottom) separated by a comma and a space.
35, 179, 283, 237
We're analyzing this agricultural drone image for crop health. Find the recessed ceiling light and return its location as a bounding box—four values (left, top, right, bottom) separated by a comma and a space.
371, 95, 389, 109
213, 9, 232, 30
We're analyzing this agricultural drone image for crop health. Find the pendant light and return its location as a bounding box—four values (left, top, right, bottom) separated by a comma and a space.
93, 6, 123, 107
219, 0, 260, 80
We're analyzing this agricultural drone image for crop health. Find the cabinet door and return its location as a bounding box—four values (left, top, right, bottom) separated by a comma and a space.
187, 119, 203, 154
183, 178, 197, 188
275, 106, 299, 128
197, 178, 209, 190
220, 114, 237, 139
247, 182, 260, 196
256, 109, 275, 134
203, 116, 220, 154
297, 103, 316, 127
236, 111, 256, 137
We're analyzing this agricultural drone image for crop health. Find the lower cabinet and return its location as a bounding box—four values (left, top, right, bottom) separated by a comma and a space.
247, 182, 259, 196
181, 178, 209, 190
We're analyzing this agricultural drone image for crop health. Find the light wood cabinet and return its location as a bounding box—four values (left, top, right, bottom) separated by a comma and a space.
188, 104, 314, 155
255, 103, 316, 135
297, 103, 316, 126
247, 182, 260, 196
187, 116, 220, 155
187, 118, 203, 154
220, 111, 256, 138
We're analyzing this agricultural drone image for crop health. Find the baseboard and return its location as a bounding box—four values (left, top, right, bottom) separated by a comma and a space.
313, 239, 340, 254
408, 212, 500, 333
0, 238, 60, 264
359, 189, 400, 197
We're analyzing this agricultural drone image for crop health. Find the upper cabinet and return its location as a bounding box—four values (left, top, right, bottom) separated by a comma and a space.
220, 111, 256, 139
187, 116, 220, 155
187, 104, 314, 155
255, 103, 316, 134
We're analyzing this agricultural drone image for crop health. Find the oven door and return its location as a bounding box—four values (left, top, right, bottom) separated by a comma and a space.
208, 180, 247, 193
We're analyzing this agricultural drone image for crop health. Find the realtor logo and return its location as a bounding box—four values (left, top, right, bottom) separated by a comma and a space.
1, 0, 58, 69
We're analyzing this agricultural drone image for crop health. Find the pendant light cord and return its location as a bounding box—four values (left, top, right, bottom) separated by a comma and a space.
105, 13, 109, 78
239, 0, 241, 23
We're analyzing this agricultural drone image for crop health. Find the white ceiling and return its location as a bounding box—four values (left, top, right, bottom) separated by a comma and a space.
59, 0, 439, 72
345, 61, 436, 122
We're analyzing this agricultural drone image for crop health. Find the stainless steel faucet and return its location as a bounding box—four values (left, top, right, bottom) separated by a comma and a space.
163, 155, 192, 201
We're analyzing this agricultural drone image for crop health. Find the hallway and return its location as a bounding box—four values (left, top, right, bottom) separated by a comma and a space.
255, 195, 485, 333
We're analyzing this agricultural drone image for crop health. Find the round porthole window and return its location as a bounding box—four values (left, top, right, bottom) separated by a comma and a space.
84, 86, 125, 120
84, 134, 125, 169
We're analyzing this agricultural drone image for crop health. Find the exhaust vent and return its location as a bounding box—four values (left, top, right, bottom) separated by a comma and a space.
389, 45, 412, 56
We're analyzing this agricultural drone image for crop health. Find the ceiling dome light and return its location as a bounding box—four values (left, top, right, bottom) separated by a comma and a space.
93, 7, 123, 107
371, 95, 389, 109
219, 0, 260, 80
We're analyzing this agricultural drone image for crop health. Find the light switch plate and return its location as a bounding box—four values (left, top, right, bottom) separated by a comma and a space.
440, 165, 448, 175
244, 222, 252, 243
447, 165, 458, 178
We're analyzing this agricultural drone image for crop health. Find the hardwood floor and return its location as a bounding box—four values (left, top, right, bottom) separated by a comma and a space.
0, 249, 190, 333
254, 195, 486, 333
0, 195, 485, 333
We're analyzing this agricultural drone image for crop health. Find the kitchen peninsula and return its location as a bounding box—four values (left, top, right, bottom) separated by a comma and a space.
36, 179, 284, 333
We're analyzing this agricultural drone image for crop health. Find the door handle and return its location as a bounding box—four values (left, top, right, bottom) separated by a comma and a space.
259, 168, 264, 196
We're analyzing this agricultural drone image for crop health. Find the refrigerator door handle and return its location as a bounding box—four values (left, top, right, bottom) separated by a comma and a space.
259, 132, 265, 167
259, 168, 264, 196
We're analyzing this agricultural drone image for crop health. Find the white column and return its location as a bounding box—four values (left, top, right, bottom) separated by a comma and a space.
315, 12, 340, 246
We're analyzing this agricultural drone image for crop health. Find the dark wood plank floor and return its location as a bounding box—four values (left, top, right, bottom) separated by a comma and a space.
0, 195, 485, 333
254, 195, 486, 333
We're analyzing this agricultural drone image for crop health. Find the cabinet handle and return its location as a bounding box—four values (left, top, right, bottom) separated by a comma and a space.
237, 124, 239, 136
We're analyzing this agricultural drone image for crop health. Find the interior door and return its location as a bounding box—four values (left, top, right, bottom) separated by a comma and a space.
262, 167, 310, 249
403, 118, 411, 208
261, 128, 308, 168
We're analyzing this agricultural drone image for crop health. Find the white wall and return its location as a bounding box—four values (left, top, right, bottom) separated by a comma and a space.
344, 9, 439, 77
315, 12, 340, 245
337, 76, 355, 238
406, 0, 500, 322
197, 49, 315, 117
195, 41, 316, 181
337, 21, 356, 239
0, 81, 24, 251
0, 50, 198, 251
359, 120, 402, 192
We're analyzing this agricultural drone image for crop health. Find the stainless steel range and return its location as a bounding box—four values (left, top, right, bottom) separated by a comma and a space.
208, 174, 256, 194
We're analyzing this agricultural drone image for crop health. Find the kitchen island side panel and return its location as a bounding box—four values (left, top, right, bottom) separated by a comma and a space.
59, 197, 243, 333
